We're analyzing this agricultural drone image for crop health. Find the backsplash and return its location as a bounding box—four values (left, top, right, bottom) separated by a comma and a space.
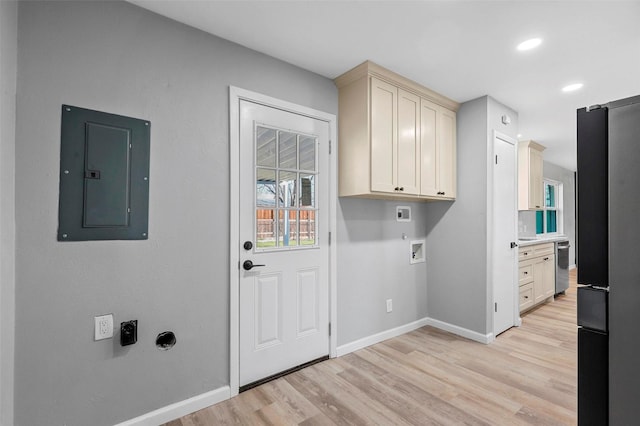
518, 210, 537, 238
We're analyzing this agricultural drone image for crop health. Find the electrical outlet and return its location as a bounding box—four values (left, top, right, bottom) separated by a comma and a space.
94, 314, 114, 341
386, 299, 393, 313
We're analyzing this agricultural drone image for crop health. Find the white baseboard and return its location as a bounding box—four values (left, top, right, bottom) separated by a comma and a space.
336, 318, 431, 356
424, 317, 493, 344
114, 386, 230, 426
570, 264, 576, 270
336, 315, 494, 357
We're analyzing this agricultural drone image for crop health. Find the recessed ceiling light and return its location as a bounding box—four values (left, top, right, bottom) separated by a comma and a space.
517, 38, 542, 51
517, 133, 523, 138
562, 83, 584, 92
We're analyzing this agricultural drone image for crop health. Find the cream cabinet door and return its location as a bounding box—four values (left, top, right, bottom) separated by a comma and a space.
370, 77, 397, 193
542, 254, 556, 298
438, 108, 457, 198
420, 100, 456, 198
420, 99, 438, 196
397, 89, 420, 194
533, 258, 546, 304
530, 148, 543, 209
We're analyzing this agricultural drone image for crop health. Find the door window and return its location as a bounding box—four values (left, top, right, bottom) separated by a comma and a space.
255, 125, 318, 250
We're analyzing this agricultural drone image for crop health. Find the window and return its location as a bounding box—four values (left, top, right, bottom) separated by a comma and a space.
536, 179, 562, 235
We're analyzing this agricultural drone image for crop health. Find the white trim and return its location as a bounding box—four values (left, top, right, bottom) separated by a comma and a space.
336, 318, 431, 356
570, 264, 577, 270
336, 316, 495, 357
424, 317, 495, 344
228, 87, 338, 396
114, 387, 230, 426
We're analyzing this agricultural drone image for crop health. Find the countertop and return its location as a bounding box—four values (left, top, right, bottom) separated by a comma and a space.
518, 235, 569, 247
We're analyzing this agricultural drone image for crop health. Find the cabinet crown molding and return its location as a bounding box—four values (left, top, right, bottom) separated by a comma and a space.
519, 139, 546, 152
333, 60, 460, 112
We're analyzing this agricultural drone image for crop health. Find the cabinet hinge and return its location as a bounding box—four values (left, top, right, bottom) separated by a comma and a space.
328, 231, 331, 245
495, 155, 498, 164
495, 302, 498, 313
329, 322, 332, 336
329, 140, 332, 154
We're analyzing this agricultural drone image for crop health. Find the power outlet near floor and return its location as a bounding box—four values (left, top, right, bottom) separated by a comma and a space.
94, 314, 114, 341
386, 299, 393, 313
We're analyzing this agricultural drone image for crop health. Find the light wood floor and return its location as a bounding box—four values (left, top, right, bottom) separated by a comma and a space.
166, 270, 577, 425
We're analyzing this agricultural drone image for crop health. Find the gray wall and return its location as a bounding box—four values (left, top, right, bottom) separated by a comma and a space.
337, 199, 428, 345
0, 1, 18, 425
14, 2, 337, 425
425, 97, 488, 334
13, 2, 433, 425
424, 96, 519, 336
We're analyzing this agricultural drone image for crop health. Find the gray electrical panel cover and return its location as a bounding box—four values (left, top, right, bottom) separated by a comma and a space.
58, 105, 150, 241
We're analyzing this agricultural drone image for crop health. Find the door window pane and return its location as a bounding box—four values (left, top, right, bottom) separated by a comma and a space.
300, 210, 316, 246
278, 171, 297, 208
299, 136, 316, 171
256, 209, 276, 248
278, 131, 297, 169
256, 169, 277, 207
278, 210, 298, 247
300, 174, 315, 207
256, 127, 277, 168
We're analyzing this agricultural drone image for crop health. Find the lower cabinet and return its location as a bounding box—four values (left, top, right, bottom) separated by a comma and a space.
519, 242, 555, 313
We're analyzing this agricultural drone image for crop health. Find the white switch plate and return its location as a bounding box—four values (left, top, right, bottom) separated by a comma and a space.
386, 299, 393, 313
94, 314, 114, 341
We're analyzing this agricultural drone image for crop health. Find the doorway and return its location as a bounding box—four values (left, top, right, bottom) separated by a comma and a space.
229, 87, 337, 395
491, 131, 519, 336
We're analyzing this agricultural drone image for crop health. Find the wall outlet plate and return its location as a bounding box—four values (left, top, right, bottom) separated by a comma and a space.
396, 206, 411, 222
94, 314, 114, 341
410, 240, 426, 264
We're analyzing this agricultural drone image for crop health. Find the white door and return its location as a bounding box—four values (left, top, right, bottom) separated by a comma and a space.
239, 100, 329, 387
492, 134, 518, 336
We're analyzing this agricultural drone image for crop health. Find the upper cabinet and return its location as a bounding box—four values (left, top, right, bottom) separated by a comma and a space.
518, 140, 546, 210
334, 61, 459, 201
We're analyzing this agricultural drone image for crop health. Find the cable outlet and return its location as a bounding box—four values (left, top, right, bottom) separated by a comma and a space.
386, 299, 393, 313
94, 314, 114, 341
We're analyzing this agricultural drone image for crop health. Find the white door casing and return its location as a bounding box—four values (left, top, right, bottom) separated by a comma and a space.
491, 132, 519, 337
229, 87, 337, 395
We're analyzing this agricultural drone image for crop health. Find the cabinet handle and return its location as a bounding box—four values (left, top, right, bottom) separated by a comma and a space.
399, 187, 404, 191
394, 187, 399, 191
543, 257, 549, 261
523, 271, 528, 275
524, 296, 529, 299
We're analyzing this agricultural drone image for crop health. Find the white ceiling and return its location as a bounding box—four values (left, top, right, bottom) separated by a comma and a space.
130, 0, 640, 171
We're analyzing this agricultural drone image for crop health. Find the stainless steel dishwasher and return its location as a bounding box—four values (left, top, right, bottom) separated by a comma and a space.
555, 240, 570, 294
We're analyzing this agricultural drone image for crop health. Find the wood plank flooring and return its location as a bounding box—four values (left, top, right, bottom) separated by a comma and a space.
165, 270, 577, 425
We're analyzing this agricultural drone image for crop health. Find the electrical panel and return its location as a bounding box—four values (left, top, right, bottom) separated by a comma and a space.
58, 105, 150, 241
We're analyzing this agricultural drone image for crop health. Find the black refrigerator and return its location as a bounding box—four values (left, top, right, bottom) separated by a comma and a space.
577, 94, 640, 426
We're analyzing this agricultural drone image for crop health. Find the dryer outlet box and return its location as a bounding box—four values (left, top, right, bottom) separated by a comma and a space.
396, 206, 411, 222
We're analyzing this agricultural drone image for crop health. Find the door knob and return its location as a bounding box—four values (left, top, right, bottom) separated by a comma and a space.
243, 260, 265, 271
510, 242, 518, 248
